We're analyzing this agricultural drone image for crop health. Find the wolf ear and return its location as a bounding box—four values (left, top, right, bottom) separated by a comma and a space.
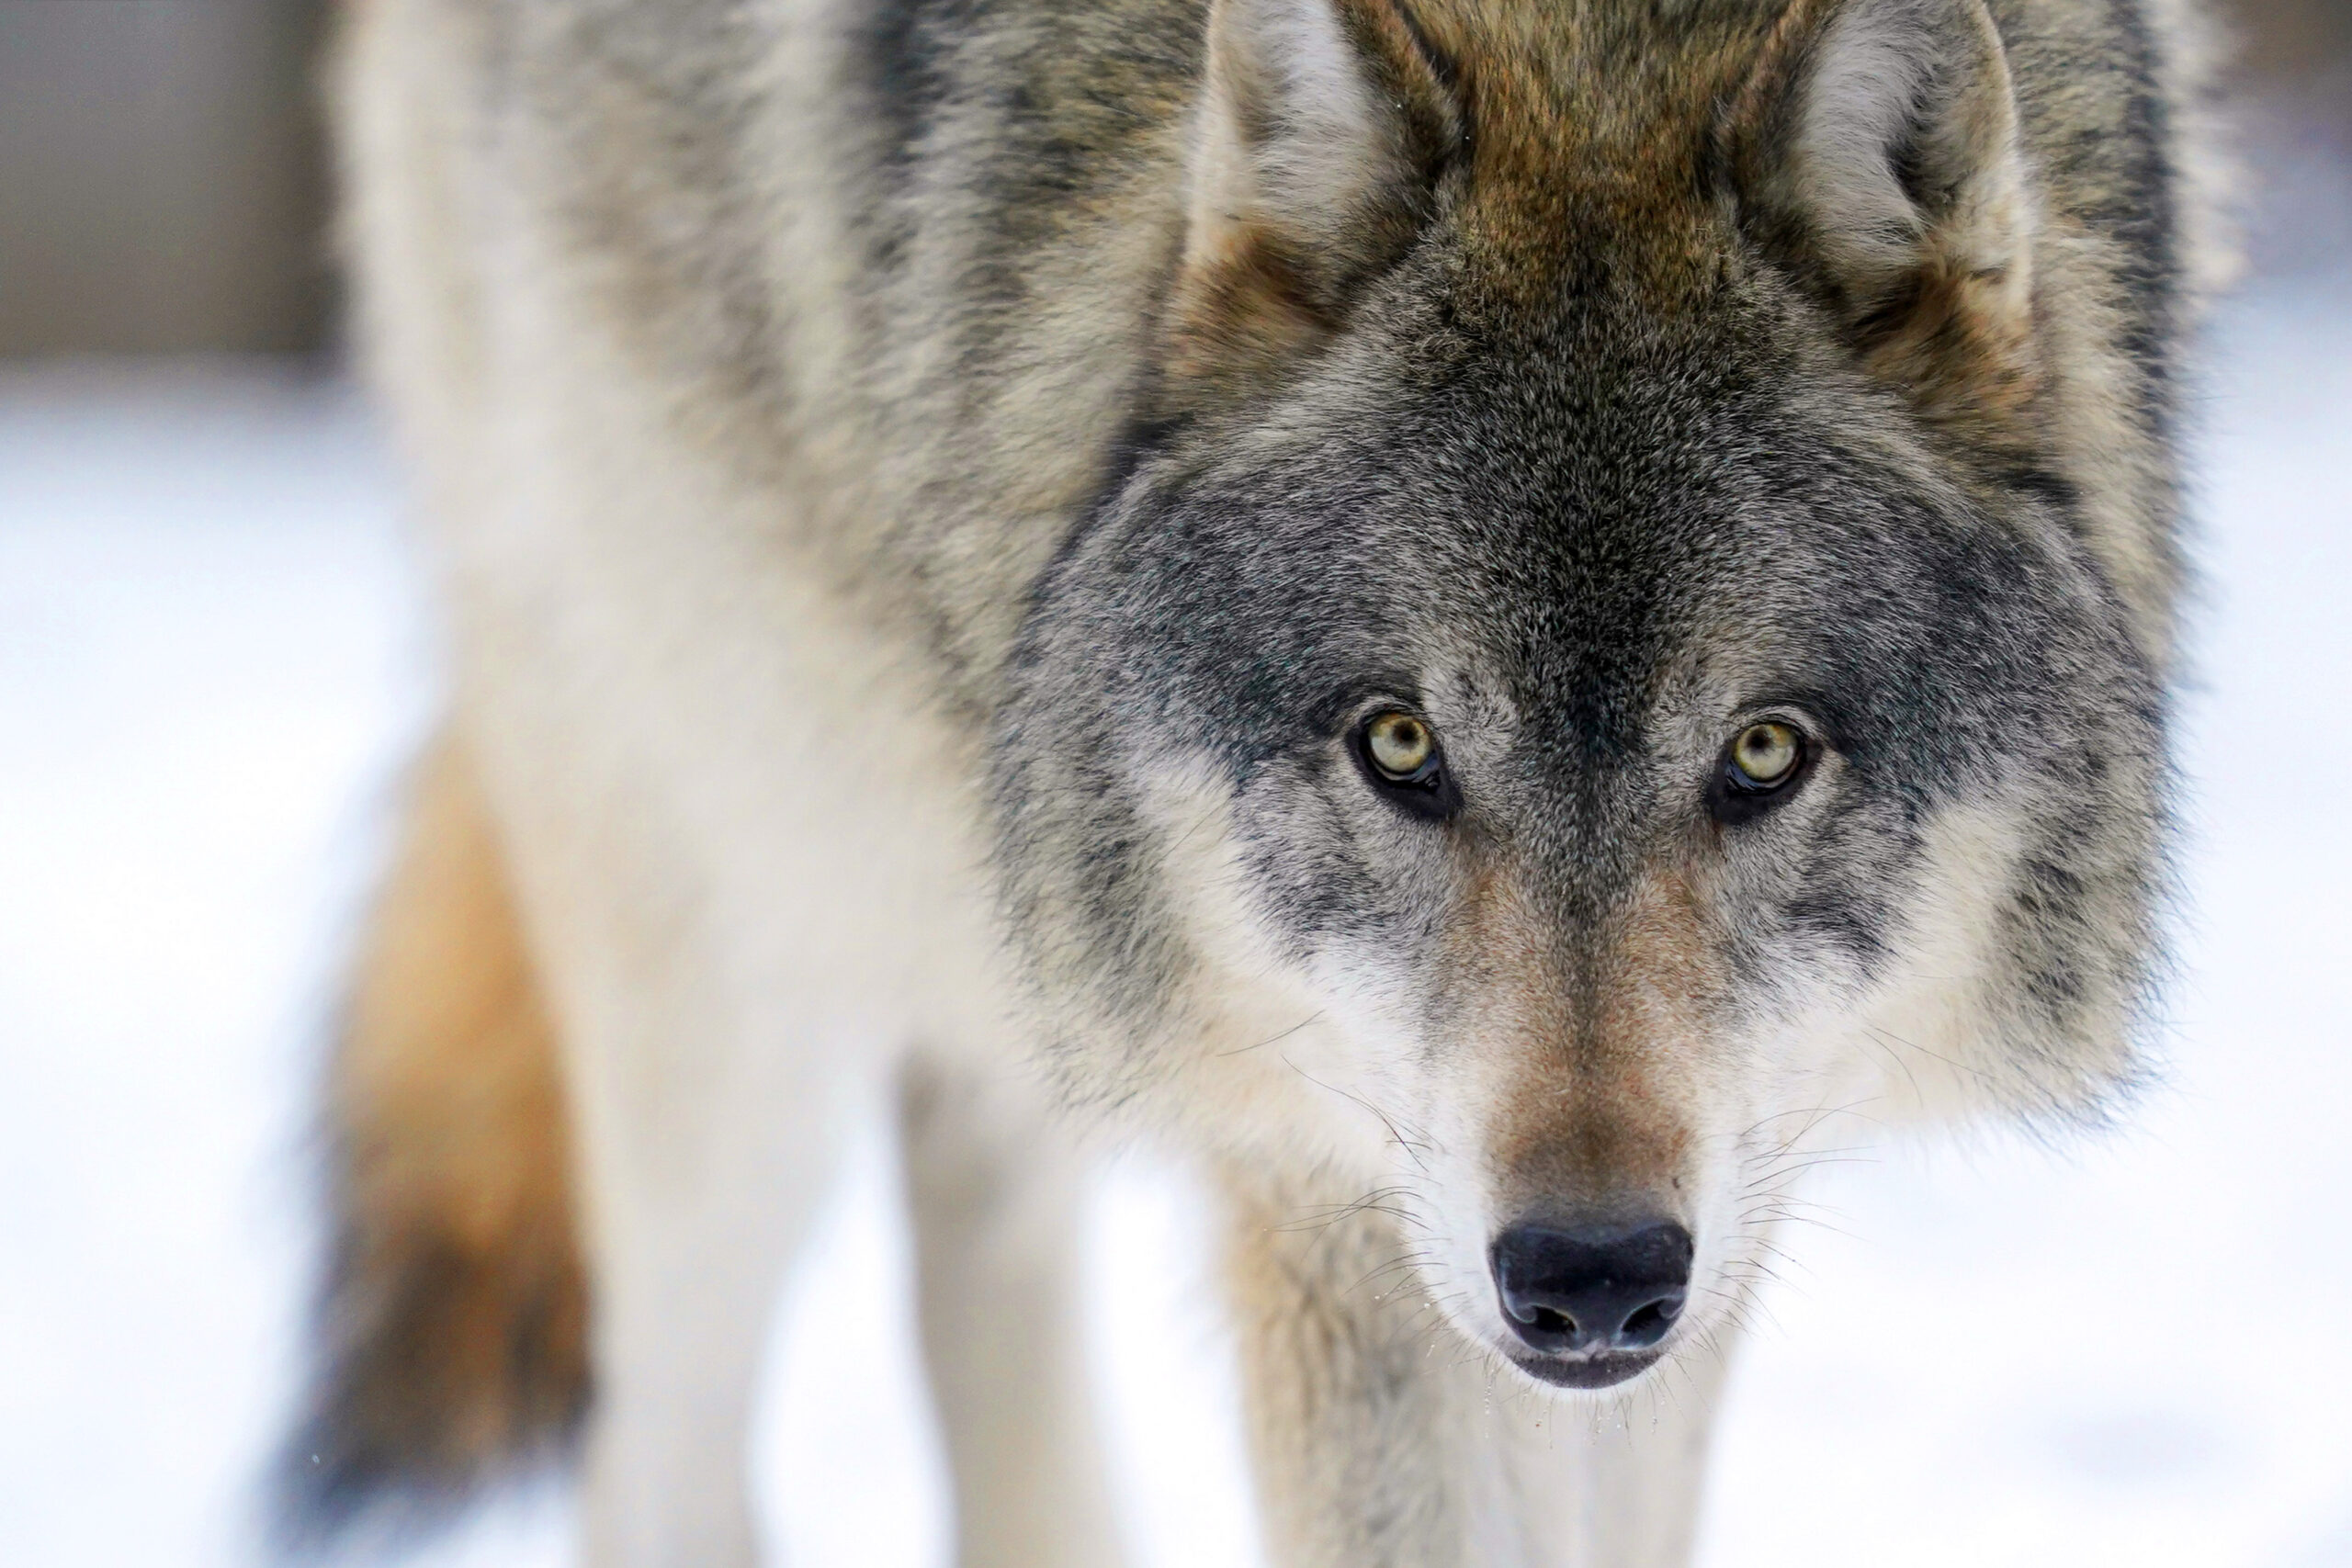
1736, 0, 2041, 421
1164, 0, 1455, 401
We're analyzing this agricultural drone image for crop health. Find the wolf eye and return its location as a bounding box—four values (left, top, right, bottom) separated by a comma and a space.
1352, 709, 1459, 820
1365, 712, 1438, 782
1712, 719, 1796, 827
1709, 720, 1810, 825
1727, 722, 1804, 790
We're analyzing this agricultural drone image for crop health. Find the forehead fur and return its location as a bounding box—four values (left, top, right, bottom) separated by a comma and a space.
1394, 0, 1786, 299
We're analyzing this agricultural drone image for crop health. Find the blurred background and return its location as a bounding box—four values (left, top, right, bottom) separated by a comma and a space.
2, 2, 2346, 1565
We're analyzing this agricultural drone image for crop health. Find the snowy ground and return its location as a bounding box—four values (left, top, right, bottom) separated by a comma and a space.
3, 269, 2347, 1563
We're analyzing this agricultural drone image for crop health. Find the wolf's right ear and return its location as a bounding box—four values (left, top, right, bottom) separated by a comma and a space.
1163, 0, 1458, 404
1731, 0, 2042, 426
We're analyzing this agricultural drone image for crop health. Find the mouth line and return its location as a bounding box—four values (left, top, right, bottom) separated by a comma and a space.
1504, 1348, 1667, 1390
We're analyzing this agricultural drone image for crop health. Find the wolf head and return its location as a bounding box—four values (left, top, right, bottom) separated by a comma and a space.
997, 0, 2176, 1392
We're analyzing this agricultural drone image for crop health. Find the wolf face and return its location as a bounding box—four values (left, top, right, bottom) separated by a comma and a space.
996, 0, 2172, 1393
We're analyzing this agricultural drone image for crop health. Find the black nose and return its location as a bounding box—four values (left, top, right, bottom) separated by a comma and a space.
1490, 1220, 1693, 1356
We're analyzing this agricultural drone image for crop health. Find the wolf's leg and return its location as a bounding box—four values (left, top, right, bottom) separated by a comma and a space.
1504, 1344, 1729, 1568
563, 965, 861, 1565
1219, 1168, 1725, 1568
1218, 1168, 1481, 1568
1548, 1348, 1729, 1568
899, 1052, 1124, 1568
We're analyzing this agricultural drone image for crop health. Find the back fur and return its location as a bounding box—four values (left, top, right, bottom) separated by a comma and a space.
279, 734, 588, 1548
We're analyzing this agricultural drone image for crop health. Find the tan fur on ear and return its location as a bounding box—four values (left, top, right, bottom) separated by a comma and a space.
1733, 0, 2043, 430
281, 732, 589, 1541
1165, 0, 1458, 405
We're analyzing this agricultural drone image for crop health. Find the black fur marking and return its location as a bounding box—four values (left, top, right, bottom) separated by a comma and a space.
856, 0, 983, 179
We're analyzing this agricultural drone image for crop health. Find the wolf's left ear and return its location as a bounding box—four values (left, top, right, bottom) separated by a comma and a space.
1733, 0, 2041, 421
1164, 0, 1457, 403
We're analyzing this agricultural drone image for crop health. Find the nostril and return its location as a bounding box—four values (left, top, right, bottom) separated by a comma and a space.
1616, 1295, 1679, 1348
1519, 1303, 1575, 1337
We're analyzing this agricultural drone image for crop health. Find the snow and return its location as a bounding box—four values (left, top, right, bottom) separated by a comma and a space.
0, 267, 2346, 1565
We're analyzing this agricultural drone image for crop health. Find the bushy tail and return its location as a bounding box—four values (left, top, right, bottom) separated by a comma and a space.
278, 735, 590, 1551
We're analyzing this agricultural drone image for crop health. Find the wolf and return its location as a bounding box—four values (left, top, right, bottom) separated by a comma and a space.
286, 0, 2211, 1561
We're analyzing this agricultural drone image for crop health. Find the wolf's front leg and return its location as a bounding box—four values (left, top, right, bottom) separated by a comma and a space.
569, 1011, 857, 1568
899, 1051, 1123, 1568
1219, 1169, 1727, 1568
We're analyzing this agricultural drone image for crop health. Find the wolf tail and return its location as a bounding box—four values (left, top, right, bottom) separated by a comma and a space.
277, 734, 590, 1551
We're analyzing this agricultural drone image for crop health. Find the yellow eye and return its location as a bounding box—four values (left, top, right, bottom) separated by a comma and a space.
1727, 721, 1804, 789
1364, 711, 1438, 782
